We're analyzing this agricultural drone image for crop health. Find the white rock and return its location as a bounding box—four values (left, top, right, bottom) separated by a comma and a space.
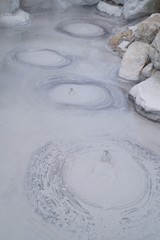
117, 40, 130, 58
141, 63, 153, 78
123, 0, 160, 20
0, 9, 30, 27
129, 72, 160, 122
128, 25, 138, 35
0, 0, 20, 14
97, 1, 123, 17
119, 42, 150, 81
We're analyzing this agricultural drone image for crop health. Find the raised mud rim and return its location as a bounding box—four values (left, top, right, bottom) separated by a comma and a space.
55, 18, 110, 40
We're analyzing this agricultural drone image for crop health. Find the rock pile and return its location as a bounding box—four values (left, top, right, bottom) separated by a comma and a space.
114, 13, 160, 122
98, 1, 160, 122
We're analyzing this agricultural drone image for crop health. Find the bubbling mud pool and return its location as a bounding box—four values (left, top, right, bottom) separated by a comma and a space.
5, 48, 73, 70
26, 74, 125, 112
56, 18, 109, 39
27, 136, 160, 239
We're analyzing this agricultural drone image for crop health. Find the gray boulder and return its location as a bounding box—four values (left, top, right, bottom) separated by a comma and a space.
141, 63, 153, 79
119, 41, 150, 81
123, 0, 160, 20
129, 71, 160, 122
97, 1, 123, 17
149, 31, 160, 70
0, 0, 20, 14
135, 14, 160, 44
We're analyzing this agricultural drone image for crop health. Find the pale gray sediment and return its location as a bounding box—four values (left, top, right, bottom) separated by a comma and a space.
1, 4, 160, 240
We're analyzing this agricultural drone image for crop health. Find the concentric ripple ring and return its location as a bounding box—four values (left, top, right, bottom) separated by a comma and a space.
28, 74, 125, 111
26, 136, 160, 235
5, 48, 72, 70
56, 18, 109, 39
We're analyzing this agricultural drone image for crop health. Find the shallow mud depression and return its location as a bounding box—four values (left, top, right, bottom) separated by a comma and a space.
0, 4, 160, 240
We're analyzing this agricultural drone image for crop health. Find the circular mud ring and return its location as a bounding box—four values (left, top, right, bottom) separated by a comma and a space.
6, 48, 72, 70
56, 18, 109, 39
28, 74, 125, 112
26, 137, 160, 237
